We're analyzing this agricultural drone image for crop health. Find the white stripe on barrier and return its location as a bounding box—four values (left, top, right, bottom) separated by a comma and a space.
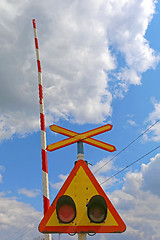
42, 170, 49, 198
41, 130, 47, 150
38, 72, 43, 85
40, 103, 45, 115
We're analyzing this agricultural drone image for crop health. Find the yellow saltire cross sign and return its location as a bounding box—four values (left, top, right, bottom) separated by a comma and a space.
47, 124, 116, 152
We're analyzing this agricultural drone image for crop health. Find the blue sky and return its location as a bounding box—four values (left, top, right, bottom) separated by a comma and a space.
0, 0, 160, 239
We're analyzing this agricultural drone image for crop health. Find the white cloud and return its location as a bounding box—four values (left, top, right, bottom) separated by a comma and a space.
0, 0, 159, 141
144, 98, 160, 142
91, 157, 114, 173
142, 153, 160, 196
91, 158, 118, 189
0, 165, 5, 171
105, 152, 160, 240
0, 174, 2, 183
108, 189, 160, 240
0, 193, 43, 239
18, 188, 41, 198
50, 174, 68, 190
122, 171, 143, 195
127, 120, 137, 126
0, 165, 5, 183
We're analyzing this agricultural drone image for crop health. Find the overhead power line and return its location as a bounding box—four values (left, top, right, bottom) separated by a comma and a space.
100, 144, 160, 186
3, 215, 41, 240
94, 119, 160, 174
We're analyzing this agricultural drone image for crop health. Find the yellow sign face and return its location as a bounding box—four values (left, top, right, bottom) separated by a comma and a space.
46, 166, 117, 227
47, 124, 116, 152
39, 160, 126, 234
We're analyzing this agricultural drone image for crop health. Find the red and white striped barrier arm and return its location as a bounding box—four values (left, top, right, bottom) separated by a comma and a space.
32, 19, 51, 240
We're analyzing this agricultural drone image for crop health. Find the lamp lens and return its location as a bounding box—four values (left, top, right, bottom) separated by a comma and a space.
87, 195, 107, 223
56, 195, 76, 223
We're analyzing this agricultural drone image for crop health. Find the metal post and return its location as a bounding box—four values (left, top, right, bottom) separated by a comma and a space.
77, 141, 86, 240
78, 233, 87, 240
77, 141, 84, 160
32, 19, 52, 240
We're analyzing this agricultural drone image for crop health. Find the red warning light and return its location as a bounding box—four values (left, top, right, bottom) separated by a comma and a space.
56, 195, 76, 223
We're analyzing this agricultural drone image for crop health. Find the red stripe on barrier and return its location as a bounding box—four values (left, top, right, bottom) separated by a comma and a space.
33, 20, 50, 229
39, 84, 43, 100
32, 19, 36, 29
40, 113, 45, 131
37, 60, 41, 73
42, 149, 48, 173
35, 38, 39, 49
43, 195, 50, 214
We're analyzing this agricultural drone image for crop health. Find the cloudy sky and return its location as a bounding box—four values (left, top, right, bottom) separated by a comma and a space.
0, 0, 160, 239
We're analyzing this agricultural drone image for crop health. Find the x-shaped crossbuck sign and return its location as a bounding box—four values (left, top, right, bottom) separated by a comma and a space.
46, 124, 116, 152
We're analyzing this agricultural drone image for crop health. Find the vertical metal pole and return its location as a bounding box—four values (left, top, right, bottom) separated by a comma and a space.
77, 141, 86, 240
77, 141, 84, 160
78, 233, 87, 240
32, 19, 52, 240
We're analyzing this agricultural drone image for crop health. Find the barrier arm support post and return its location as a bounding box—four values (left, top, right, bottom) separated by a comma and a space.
32, 19, 52, 240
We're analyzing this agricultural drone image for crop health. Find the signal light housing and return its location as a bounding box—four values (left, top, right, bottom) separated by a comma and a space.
56, 195, 76, 223
87, 195, 107, 223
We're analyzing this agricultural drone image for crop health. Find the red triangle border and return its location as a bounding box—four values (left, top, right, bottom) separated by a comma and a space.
39, 160, 126, 234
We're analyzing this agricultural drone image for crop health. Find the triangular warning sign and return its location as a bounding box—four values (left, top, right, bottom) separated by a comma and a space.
39, 160, 126, 234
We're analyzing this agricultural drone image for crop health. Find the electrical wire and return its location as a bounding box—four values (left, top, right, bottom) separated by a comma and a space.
13, 225, 38, 240
2, 215, 42, 240
100, 144, 160, 185
4, 121, 160, 239
6, 144, 159, 238
94, 119, 160, 174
